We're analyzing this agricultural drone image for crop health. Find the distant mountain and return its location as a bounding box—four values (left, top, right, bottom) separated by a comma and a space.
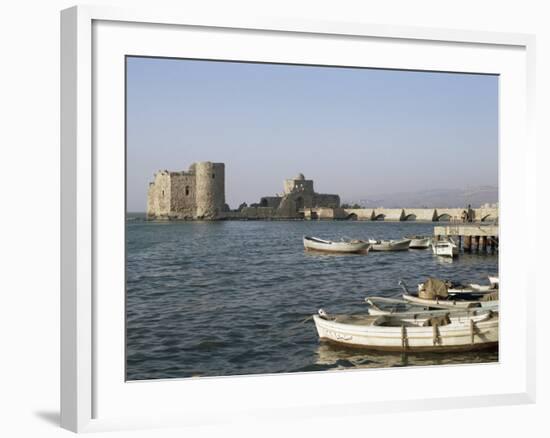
347, 186, 498, 208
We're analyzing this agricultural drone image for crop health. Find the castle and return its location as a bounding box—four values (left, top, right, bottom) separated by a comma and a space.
256, 173, 340, 217
146, 163, 339, 220
146, 162, 226, 220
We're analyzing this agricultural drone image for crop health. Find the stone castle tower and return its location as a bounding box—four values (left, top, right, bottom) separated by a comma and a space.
146, 162, 225, 220
258, 173, 340, 217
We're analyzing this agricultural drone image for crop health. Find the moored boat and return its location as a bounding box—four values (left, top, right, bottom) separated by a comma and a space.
303, 236, 370, 254
406, 235, 432, 249
313, 308, 498, 352
417, 281, 497, 295
365, 296, 432, 315
402, 293, 499, 310
404, 277, 499, 309
368, 238, 411, 251
431, 238, 458, 257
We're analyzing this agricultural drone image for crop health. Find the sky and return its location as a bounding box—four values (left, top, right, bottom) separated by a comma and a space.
126, 56, 498, 211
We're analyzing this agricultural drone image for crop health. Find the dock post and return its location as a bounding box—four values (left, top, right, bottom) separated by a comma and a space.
464, 236, 471, 252
458, 235, 462, 249
473, 236, 480, 252
480, 236, 487, 253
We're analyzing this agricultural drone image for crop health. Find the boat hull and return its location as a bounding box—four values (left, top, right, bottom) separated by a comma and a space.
431, 242, 458, 257
408, 237, 432, 249
369, 239, 411, 251
303, 237, 369, 254
313, 314, 498, 352
402, 293, 499, 310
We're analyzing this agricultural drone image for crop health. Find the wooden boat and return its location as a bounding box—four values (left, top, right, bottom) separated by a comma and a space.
303, 236, 370, 254
405, 235, 432, 249
402, 293, 499, 310
313, 308, 498, 352
365, 296, 433, 315
431, 238, 458, 257
417, 282, 497, 295
368, 238, 411, 251
404, 277, 499, 309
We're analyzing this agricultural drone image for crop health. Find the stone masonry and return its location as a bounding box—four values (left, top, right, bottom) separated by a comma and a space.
146, 162, 225, 220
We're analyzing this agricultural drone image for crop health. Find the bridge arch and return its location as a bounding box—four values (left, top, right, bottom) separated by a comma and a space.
372, 213, 385, 221
403, 214, 417, 221
346, 213, 358, 221
437, 213, 452, 221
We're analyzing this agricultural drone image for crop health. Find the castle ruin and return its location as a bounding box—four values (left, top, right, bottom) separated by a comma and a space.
146, 164, 340, 220
255, 173, 340, 217
146, 162, 226, 220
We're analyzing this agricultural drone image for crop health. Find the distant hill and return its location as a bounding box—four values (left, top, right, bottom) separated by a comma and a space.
347, 186, 498, 208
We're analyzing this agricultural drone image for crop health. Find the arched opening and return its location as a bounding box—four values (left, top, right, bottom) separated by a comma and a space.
310, 211, 319, 220
185, 186, 190, 196
438, 213, 452, 221
347, 213, 358, 221
373, 214, 385, 221
481, 214, 493, 222
404, 214, 417, 221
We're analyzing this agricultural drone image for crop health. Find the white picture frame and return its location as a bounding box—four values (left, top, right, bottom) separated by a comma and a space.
61, 5, 536, 433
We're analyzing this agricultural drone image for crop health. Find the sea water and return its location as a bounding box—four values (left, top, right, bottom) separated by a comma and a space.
126, 218, 498, 380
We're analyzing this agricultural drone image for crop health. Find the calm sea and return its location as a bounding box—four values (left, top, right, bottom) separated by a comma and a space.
126, 217, 498, 380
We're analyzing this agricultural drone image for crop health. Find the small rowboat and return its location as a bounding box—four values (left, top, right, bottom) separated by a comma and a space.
405, 235, 432, 249
402, 293, 499, 310
431, 239, 458, 257
303, 236, 370, 254
417, 283, 497, 295
313, 308, 498, 352
365, 296, 432, 315
368, 238, 411, 251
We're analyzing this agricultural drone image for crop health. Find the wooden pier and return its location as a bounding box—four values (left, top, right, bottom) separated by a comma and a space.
433, 224, 499, 253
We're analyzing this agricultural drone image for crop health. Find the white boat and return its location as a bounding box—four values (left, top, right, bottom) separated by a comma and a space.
313, 308, 498, 352
468, 283, 498, 293
406, 235, 432, 249
431, 239, 458, 257
303, 236, 370, 254
488, 276, 499, 288
368, 238, 411, 251
417, 282, 497, 295
365, 296, 433, 315
402, 293, 499, 310
405, 277, 499, 309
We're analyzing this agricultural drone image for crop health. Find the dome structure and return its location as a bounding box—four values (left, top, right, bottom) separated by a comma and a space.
295, 173, 305, 181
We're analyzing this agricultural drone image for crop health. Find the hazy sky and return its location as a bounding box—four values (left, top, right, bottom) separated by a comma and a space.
126, 57, 498, 211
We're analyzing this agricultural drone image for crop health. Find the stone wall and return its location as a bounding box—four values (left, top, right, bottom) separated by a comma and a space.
146, 171, 171, 219
167, 173, 195, 219
260, 196, 282, 208
313, 194, 340, 209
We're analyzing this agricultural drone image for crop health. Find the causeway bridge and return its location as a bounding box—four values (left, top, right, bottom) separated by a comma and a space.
302, 207, 498, 222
